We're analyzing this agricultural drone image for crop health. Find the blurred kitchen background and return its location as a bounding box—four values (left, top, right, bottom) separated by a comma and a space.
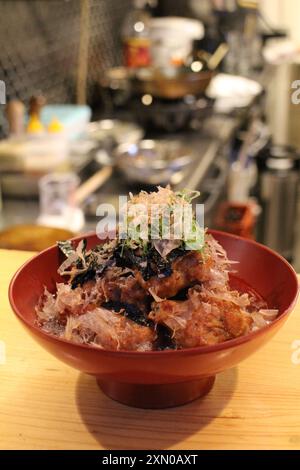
1, 0, 300, 268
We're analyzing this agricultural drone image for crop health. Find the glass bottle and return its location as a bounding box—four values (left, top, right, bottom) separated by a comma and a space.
121, 0, 152, 68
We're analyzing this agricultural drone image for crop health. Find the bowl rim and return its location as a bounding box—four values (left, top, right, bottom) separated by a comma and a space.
8, 229, 299, 358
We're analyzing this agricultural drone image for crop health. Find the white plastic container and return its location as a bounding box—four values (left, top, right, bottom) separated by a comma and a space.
149, 17, 204, 67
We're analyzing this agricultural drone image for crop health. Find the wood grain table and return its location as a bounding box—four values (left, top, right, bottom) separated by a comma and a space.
1, 248, 300, 450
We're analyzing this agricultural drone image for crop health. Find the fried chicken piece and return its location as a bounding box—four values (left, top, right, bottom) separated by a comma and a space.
36, 282, 104, 321
135, 251, 213, 299
37, 266, 150, 322
100, 271, 149, 313
149, 287, 253, 348
63, 307, 155, 351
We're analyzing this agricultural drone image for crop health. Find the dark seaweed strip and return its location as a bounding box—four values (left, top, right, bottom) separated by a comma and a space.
114, 244, 186, 281
57, 240, 75, 257
71, 268, 96, 289
169, 286, 190, 301
102, 300, 151, 327
154, 324, 176, 350
114, 245, 141, 269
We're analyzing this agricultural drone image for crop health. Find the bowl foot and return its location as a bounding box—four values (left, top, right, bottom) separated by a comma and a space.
97, 376, 216, 409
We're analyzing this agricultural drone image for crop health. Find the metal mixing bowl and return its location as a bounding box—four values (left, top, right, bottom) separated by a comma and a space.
115, 139, 192, 185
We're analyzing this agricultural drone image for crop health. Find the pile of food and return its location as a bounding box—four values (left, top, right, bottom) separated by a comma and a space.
36, 187, 278, 351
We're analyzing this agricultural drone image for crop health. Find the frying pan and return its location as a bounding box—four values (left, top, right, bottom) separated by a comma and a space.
132, 43, 228, 100
132, 69, 215, 100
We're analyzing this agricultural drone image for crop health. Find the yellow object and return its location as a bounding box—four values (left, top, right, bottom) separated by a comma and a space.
26, 114, 45, 134
48, 117, 64, 133
238, 0, 258, 8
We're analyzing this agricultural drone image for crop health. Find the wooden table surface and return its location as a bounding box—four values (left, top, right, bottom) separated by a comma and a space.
1, 248, 300, 450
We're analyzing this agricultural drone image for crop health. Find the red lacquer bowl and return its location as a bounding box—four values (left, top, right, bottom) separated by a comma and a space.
9, 230, 299, 408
